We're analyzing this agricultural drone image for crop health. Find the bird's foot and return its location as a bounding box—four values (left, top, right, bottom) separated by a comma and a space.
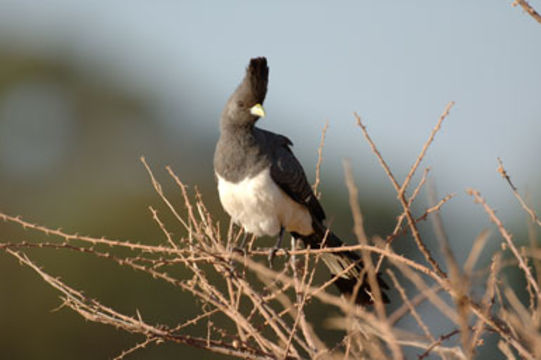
232, 231, 250, 255
267, 247, 289, 268
268, 227, 287, 268
267, 247, 279, 268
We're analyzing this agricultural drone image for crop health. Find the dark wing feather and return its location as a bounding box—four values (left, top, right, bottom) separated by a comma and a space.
262, 130, 326, 223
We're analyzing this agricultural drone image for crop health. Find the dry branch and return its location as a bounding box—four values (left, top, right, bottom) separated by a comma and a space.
512, 0, 541, 24
0, 103, 539, 359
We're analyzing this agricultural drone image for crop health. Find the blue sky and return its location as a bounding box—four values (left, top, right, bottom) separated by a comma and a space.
1, 0, 540, 225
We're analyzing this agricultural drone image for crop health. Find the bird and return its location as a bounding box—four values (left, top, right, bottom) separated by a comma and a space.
214, 57, 389, 305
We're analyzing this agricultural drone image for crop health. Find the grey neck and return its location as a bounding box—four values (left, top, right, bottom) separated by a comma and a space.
214, 125, 269, 183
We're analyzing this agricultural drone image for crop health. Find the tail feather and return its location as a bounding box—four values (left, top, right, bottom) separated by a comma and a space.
295, 224, 389, 305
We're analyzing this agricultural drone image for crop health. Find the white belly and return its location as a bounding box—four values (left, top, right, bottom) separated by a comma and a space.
217, 168, 313, 237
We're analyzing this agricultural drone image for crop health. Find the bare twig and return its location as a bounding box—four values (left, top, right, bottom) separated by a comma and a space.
497, 158, 541, 227
313, 120, 329, 198
343, 160, 403, 360
398, 102, 455, 199
387, 270, 434, 342
418, 329, 461, 360
467, 188, 540, 301
355, 112, 446, 278
512, 0, 541, 24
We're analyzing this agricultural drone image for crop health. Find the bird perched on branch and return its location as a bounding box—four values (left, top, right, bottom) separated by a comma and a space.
214, 57, 388, 305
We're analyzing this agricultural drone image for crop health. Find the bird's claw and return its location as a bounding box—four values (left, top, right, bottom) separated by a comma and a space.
268, 247, 289, 268
268, 248, 278, 268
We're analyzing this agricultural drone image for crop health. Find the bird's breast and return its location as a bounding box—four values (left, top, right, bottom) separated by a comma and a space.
217, 168, 313, 237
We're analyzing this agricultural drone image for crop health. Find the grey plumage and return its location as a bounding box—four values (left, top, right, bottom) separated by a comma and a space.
214, 57, 389, 305
214, 58, 271, 182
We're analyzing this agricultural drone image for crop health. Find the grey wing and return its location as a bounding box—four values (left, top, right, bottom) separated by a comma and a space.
270, 143, 326, 224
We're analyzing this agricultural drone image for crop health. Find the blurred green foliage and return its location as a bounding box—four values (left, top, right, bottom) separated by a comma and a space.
0, 52, 400, 359
1, 49, 535, 359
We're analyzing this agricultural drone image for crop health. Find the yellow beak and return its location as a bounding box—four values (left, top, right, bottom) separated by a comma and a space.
250, 103, 266, 118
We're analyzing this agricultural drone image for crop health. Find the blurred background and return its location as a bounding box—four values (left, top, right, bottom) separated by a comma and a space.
0, 1, 540, 359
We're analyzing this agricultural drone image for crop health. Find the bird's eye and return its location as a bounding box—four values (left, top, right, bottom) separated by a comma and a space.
237, 100, 245, 108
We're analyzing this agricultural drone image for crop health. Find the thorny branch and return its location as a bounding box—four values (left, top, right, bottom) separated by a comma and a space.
1, 101, 540, 359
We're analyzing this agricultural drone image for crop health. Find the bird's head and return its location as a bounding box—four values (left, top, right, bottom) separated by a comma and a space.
222, 57, 269, 128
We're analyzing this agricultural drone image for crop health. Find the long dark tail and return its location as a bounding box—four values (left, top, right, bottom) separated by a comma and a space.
295, 223, 389, 305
